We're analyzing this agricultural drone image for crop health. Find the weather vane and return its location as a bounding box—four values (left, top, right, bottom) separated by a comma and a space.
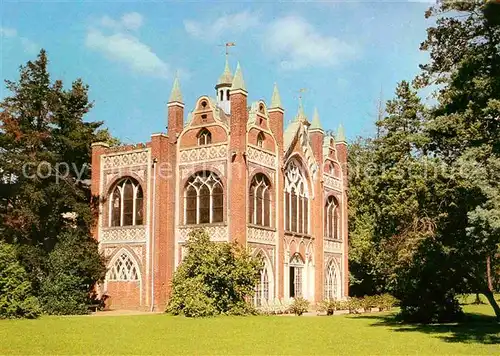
218, 42, 236, 57
298, 88, 308, 107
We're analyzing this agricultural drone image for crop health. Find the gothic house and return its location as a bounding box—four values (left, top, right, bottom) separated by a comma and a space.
91, 59, 348, 310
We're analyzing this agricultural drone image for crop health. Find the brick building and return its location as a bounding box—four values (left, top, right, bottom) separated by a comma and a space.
91, 59, 348, 310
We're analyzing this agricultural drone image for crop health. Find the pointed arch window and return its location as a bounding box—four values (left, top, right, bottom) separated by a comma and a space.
184, 171, 224, 224
324, 260, 339, 300
289, 253, 304, 298
249, 174, 271, 227
257, 132, 265, 148
284, 160, 309, 234
197, 128, 212, 145
253, 254, 270, 307
325, 196, 340, 239
109, 178, 144, 227
108, 252, 139, 281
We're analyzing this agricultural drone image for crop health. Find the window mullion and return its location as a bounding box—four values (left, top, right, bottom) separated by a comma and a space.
196, 189, 200, 224
120, 185, 124, 226
132, 185, 137, 226
209, 185, 213, 223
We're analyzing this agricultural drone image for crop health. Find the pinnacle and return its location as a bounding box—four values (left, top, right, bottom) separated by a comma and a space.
231, 62, 246, 91
169, 74, 183, 103
271, 83, 282, 109
310, 107, 323, 131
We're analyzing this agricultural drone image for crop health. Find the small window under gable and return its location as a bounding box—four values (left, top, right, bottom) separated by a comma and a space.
198, 128, 212, 145
257, 132, 265, 148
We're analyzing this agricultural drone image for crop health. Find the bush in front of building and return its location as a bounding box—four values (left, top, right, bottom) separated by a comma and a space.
289, 297, 310, 316
0, 241, 42, 319
166, 229, 261, 317
39, 230, 107, 315
318, 294, 398, 316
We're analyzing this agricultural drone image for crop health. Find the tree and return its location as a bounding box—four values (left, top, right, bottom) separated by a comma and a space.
0, 241, 41, 319
348, 81, 432, 297
0, 50, 112, 315
39, 229, 106, 315
413, 0, 500, 320
167, 229, 261, 317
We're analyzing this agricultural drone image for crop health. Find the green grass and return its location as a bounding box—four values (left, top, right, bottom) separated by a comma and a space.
0, 304, 498, 355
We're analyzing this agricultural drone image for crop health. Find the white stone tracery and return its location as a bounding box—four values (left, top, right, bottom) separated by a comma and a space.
107, 250, 140, 281
289, 252, 304, 298
325, 195, 340, 240
249, 174, 271, 227
253, 251, 274, 307
184, 171, 224, 224
324, 258, 341, 300
109, 178, 144, 227
284, 160, 310, 234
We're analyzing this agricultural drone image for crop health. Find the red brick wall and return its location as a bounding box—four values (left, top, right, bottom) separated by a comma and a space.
106, 281, 140, 309
247, 128, 275, 152
310, 130, 324, 302
179, 124, 228, 148
268, 107, 284, 298
336, 141, 349, 297
228, 90, 248, 244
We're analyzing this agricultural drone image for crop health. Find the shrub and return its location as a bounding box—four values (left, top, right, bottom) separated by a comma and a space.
167, 229, 261, 317
360, 295, 377, 312
39, 230, 106, 315
346, 297, 362, 314
0, 242, 41, 319
377, 294, 397, 311
318, 299, 339, 315
289, 297, 309, 316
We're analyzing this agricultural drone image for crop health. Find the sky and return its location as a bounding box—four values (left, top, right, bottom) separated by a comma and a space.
1, 0, 435, 144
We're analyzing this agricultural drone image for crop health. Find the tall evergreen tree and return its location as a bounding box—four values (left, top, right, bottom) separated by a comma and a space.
0, 50, 109, 314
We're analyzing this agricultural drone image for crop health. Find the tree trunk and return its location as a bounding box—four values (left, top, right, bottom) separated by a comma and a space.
486, 255, 493, 292
474, 293, 482, 304
482, 290, 500, 322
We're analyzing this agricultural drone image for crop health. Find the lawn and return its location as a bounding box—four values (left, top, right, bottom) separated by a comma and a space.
0, 304, 498, 355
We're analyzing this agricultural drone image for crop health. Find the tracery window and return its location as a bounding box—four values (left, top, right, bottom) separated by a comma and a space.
289, 253, 304, 298
249, 174, 271, 227
109, 178, 143, 227
284, 160, 309, 234
325, 196, 340, 239
185, 171, 224, 224
324, 259, 339, 300
253, 255, 270, 307
197, 128, 212, 145
257, 132, 265, 148
107, 252, 139, 281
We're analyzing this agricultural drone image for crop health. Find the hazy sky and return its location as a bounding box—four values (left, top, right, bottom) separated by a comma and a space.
1, 1, 434, 144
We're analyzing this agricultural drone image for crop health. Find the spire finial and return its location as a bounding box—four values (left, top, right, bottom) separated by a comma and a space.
295, 88, 307, 121
336, 123, 346, 143
169, 72, 183, 103
271, 82, 282, 109
231, 62, 246, 91
310, 107, 323, 131
217, 43, 236, 86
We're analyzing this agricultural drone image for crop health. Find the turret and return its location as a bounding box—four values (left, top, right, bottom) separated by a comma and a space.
309, 107, 324, 164
167, 74, 184, 140
215, 57, 233, 114
228, 62, 248, 245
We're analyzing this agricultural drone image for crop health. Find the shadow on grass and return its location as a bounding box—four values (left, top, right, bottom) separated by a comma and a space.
356, 312, 500, 345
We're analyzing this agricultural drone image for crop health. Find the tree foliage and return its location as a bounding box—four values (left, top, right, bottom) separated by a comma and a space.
348, 0, 500, 322
0, 241, 41, 319
0, 50, 112, 316
167, 229, 261, 317
39, 230, 106, 315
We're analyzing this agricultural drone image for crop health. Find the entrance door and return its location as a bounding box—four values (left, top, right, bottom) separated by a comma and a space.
289, 266, 302, 298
